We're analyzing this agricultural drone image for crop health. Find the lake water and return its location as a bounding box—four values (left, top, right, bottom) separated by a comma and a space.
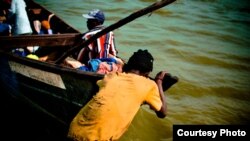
35, 0, 250, 140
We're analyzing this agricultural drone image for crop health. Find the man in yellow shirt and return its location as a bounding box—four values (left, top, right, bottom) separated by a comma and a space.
68, 49, 177, 141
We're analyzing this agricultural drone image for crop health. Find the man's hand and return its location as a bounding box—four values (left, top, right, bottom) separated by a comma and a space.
155, 71, 179, 91
155, 71, 167, 82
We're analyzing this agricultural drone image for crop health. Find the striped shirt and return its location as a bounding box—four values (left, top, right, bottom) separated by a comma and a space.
77, 25, 117, 64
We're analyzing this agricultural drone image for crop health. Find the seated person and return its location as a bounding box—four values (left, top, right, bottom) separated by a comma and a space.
8, 0, 33, 35
74, 9, 119, 65
28, 8, 53, 35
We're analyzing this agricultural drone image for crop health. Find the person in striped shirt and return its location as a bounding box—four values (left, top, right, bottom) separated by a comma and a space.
75, 9, 118, 65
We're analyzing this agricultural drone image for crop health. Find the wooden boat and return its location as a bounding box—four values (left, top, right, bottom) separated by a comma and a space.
0, 0, 176, 140
0, 0, 103, 140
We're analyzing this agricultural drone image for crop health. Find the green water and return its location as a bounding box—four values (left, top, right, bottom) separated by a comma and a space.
35, 0, 250, 140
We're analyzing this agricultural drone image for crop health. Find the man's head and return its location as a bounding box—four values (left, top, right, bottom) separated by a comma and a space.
82, 9, 105, 30
123, 49, 154, 76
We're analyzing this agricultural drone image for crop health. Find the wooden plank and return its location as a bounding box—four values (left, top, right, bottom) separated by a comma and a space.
0, 33, 82, 50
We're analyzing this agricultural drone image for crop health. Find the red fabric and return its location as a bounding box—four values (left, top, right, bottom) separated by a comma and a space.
76, 26, 117, 64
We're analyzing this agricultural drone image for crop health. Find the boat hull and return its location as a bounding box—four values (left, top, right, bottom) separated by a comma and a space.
0, 52, 103, 140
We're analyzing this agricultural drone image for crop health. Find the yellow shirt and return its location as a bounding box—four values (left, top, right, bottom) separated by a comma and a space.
68, 72, 162, 141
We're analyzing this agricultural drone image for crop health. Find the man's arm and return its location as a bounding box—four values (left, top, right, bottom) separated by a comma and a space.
154, 71, 167, 118
155, 79, 167, 118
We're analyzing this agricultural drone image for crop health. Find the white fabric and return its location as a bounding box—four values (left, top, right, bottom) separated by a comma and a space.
10, 0, 32, 35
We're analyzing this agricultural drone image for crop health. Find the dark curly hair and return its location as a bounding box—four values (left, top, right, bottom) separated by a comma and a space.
123, 49, 154, 73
